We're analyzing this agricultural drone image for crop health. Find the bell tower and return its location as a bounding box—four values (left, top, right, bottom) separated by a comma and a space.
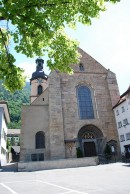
30, 58, 48, 103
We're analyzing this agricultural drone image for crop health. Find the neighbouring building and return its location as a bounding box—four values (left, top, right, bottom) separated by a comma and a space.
20, 48, 120, 163
7, 129, 21, 162
113, 86, 130, 155
7, 129, 20, 146
0, 101, 10, 166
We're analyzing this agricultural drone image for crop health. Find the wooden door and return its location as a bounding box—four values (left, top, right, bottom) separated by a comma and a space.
84, 142, 97, 157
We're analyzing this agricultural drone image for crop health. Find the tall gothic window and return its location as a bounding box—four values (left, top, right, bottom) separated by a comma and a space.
77, 86, 94, 119
35, 131, 45, 149
38, 85, 43, 95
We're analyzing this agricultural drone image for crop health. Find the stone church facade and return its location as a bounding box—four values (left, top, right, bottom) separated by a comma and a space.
20, 48, 120, 162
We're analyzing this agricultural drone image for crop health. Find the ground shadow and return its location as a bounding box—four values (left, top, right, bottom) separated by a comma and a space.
122, 163, 130, 167
0, 163, 18, 172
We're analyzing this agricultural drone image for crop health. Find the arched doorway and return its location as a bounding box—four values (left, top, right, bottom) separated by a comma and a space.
78, 125, 104, 157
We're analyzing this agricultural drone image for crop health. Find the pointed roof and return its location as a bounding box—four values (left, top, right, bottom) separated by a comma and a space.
31, 87, 49, 106
72, 48, 108, 74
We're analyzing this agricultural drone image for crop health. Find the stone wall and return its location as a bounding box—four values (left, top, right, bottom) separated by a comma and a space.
58, 48, 120, 158
48, 71, 65, 160
30, 79, 48, 103
20, 48, 120, 162
18, 157, 99, 172
20, 105, 50, 161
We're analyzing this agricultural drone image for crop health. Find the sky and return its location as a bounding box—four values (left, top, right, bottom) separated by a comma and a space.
15, 0, 130, 95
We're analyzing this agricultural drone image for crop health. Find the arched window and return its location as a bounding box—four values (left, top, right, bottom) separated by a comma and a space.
77, 86, 94, 119
38, 85, 43, 95
79, 63, 84, 71
35, 131, 45, 149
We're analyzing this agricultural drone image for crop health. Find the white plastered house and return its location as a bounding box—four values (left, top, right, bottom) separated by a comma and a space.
113, 87, 130, 154
0, 101, 10, 166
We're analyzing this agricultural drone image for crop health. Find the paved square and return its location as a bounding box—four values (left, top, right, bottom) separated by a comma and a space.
0, 163, 130, 194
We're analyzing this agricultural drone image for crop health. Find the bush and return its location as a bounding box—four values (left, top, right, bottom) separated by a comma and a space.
76, 147, 83, 158
104, 144, 112, 160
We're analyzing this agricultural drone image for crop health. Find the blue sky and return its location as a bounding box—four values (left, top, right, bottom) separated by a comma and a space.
15, 0, 130, 95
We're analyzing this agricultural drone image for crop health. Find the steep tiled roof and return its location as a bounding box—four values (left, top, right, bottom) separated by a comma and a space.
120, 86, 130, 98
113, 86, 130, 109
113, 97, 126, 109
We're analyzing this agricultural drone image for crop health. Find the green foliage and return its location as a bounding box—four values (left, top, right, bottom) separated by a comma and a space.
0, 27, 26, 92
8, 121, 21, 129
6, 138, 11, 150
76, 147, 83, 158
0, 81, 30, 128
10, 137, 15, 146
0, 0, 120, 91
104, 144, 112, 160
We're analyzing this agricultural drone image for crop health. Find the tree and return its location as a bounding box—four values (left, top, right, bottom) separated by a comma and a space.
0, 80, 30, 128
0, 0, 120, 92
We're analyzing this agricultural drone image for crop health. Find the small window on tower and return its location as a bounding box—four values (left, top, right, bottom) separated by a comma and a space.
38, 85, 43, 95
79, 63, 84, 71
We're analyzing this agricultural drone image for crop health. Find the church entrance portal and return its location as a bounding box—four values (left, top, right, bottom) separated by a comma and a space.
78, 125, 104, 157
84, 142, 97, 157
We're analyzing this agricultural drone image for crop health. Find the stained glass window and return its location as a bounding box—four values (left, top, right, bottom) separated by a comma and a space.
77, 86, 94, 119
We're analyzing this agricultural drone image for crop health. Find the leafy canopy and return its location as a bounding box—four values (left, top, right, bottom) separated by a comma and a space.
0, 0, 119, 92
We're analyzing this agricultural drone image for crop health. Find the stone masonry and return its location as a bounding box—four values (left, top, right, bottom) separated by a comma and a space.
20, 48, 120, 163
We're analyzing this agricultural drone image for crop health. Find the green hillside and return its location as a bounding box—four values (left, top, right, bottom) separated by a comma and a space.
0, 81, 30, 128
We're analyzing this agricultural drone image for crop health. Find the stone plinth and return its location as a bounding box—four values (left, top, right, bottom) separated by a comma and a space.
18, 157, 99, 172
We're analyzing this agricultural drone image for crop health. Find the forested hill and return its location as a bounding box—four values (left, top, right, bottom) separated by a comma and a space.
0, 81, 30, 128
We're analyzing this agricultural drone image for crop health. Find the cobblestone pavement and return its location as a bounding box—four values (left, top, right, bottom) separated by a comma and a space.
0, 163, 130, 194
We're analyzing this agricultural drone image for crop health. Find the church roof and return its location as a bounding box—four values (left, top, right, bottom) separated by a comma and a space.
71, 48, 108, 74
120, 86, 130, 98
31, 87, 49, 106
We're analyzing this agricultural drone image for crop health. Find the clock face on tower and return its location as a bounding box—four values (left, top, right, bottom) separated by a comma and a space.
37, 78, 43, 84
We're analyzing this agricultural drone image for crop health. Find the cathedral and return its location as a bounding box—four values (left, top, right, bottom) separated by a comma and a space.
20, 48, 120, 163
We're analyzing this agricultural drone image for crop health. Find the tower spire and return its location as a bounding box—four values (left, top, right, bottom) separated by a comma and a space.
36, 58, 44, 71
30, 58, 48, 81
30, 58, 48, 103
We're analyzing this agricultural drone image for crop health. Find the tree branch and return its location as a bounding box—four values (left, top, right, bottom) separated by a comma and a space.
25, 1, 71, 8
17, 14, 49, 31
33, 1, 70, 6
